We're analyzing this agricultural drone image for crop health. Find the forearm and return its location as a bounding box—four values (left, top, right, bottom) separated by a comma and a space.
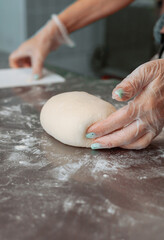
58, 0, 134, 33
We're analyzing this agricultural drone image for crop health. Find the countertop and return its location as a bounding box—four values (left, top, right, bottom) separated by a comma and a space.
0, 54, 164, 240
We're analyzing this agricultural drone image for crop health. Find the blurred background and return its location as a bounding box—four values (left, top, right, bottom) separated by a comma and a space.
0, 0, 158, 78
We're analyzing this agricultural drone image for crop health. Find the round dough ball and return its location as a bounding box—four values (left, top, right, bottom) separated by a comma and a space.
40, 91, 116, 148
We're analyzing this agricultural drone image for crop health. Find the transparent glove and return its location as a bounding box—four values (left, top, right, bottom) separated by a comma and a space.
9, 15, 74, 80
86, 59, 164, 150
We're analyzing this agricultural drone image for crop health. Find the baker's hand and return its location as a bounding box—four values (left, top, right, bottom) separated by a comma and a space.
9, 19, 63, 80
86, 59, 164, 150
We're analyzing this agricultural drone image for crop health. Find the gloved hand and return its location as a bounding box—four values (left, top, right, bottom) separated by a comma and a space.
86, 59, 164, 150
9, 15, 74, 80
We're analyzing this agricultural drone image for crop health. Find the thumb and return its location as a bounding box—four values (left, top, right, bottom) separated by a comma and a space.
32, 52, 44, 80
112, 60, 158, 102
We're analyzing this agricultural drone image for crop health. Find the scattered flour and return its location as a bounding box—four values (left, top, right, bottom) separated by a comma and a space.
41, 213, 46, 218
48, 142, 164, 183
63, 198, 74, 212
107, 207, 116, 215
92, 159, 120, 174
0, 81, 164, 236
62, 196, 118, 219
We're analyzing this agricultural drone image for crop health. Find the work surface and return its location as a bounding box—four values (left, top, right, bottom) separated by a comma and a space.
0, 69, 164, 240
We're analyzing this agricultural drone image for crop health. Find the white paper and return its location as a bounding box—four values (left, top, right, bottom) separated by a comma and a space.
0, 68, 65, 89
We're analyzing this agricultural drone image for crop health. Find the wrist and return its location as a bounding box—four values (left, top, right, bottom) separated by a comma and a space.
34, 19, 58, 42
51, 14, 75, 47
45, 19, 59, 37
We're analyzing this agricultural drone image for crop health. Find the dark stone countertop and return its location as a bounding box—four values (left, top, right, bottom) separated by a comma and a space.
0, 55, 164, 240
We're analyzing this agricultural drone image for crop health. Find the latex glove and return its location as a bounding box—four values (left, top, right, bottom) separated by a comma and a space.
86, 59, 164, 150
9, 15, 74, 80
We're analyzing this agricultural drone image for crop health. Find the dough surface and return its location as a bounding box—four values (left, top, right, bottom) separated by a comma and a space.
40, 91, 116, 148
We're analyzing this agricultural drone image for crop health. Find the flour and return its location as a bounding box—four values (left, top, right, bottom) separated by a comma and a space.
92, 159, 120, 174
51, 161, 85, 182
103, 174, 109, 178
1, 77, 164, 240
15, 216, 21, 221
13, 132, 39, 153
63, 198, 74, 212
62, 196, 118, 219
107, 207, 116, 215
139, 176, 147, 180
1, 111, 164, 184
0, 105, 21, 118
15, 145, 28, 151
41, 213, 46, 218
19, 160, 37, 166
12, 155, 48, 168
46, 134, 164, 184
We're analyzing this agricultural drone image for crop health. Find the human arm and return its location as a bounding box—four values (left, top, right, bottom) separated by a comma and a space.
59, 0, 134, 33
9, 0, 134, 79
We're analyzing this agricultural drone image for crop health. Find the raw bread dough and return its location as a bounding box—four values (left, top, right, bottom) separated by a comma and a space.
40, 91, 116, 148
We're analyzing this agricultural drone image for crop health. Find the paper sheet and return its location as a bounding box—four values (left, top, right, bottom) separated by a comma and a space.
0, 68, 65, 89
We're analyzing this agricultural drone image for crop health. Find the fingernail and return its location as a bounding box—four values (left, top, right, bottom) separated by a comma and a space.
33, 74, 39, 80
91, 143, 103, 150
86, 132, 97, 139
115, 88, 124, 99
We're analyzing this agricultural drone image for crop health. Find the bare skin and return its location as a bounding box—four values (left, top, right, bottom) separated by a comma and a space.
58, 0, 134, 33
9, 0, 164, 150
9, 0, 134, 78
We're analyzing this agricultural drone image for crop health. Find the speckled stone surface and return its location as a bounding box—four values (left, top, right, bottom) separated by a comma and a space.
0, 56, 164, 240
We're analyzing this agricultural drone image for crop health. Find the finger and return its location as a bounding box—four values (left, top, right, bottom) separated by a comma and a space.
91, 119, 147, 149
87, 101, 137, 138
9, 50, 31, 68
112, 60, 161, 101
22, 58, 31, 68
9, 52, 21, 68
23, 62, 31, 68
32, 52, 44, 80
120, 132, 155, 150
10, 58, 30, 68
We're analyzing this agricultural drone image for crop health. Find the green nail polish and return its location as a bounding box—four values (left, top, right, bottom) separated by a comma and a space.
33, 74, 39, 80
86, 132, 97, 139
115, 88, 124, 99
91, 143, 102, 150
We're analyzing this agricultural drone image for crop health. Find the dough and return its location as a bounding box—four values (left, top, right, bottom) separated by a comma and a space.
40, 91, 116, 148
